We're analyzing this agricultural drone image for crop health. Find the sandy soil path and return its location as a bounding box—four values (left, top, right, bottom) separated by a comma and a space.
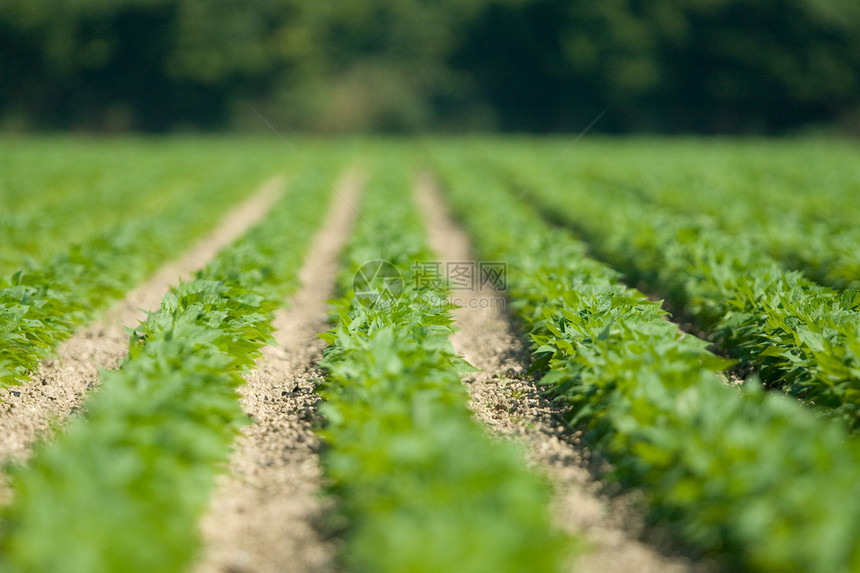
415, 173, 701, 573
194, 170, 363, 573
0, 177, 285, 504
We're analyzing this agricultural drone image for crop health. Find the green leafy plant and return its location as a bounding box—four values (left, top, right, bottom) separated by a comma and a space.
431, 143, 860, 573
491, 141, 860, 431
0, 161, 342, 573
0, 138, 306, 388
318, 153, 571, 573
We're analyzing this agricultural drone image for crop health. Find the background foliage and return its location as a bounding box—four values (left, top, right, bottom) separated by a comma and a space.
1, 0, 859, 133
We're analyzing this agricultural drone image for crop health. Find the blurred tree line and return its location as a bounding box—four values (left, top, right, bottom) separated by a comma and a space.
1, 0, 859, 133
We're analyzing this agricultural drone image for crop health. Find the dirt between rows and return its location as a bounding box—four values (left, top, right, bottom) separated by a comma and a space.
195, 170, 363, 573
0, 176, 285, 505
415, 173, 709, 573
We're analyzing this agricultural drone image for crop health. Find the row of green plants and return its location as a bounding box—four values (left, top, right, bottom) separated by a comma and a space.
559, 139, 859, 291
0, 166, 339, 573
429, 146, 860, 573
565, 141, 860, 292
752, 221, 860, 292
0, 138, 240, 276
625, 175, 860, 293
474, 139, 860, 291
317, 155, 571, 573
484, 145, 860, 431
0, 142, 298, 389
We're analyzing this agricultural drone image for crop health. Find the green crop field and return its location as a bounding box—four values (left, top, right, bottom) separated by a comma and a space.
0, 136, 858, 573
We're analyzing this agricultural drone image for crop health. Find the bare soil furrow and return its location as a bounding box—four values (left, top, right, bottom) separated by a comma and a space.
415, 173, 698, 573
0, 177, 285, 504
195, 171, 362, 573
